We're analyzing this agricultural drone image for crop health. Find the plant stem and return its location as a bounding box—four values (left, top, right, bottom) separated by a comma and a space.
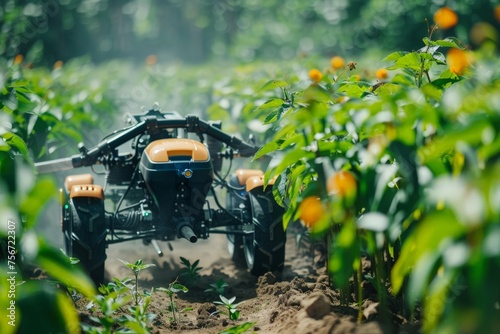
170, 296, 177, 323
134, 273, 139, 305
357, 256, 363, 324
373, 237, 388, 322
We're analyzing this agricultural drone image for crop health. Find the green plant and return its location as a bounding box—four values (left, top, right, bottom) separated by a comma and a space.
120, 290, 157, 334
83, 278, 156, 334
156, 278, 190, 325
219, 322, 256, 334
204, 278, 230, 296
118, 259, 155, 306
214, 295, 241, 321
243, 12, 500, 332
179, 257, 202, 286
84, 284, 131, 334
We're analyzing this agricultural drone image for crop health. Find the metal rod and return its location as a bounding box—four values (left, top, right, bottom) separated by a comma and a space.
151, 239, 163, 257
208, 229, 252, 235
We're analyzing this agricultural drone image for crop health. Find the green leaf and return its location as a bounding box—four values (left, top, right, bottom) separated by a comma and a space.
229, 309, 240, 320
123, 320, 149, 334
383, 51, 408, 62
426, 37, 463, 49
280, 133, 305, 150
432, 52, 446, 65
253, 139, 282, 160
2, 132, 32, 167
170, 283, 188, 293
407, 251, 441, 308
117, 258, 131, 267
391, 73, 415, 86
391, 210, 465, 294
328, 220, 360, 286
421, 83, 443, 100
337, 83, 369, 98
301, 85, 331, 103
423, 270, 456, 333
373, 83, 402, 96
219, 322, 256, 334
388, 52, 422, 71
16, 282, 80, 334
36, 245, 97, 299
255, 98, 284, 111
273, 147, 315, 178
257, 80, 288, 92
432, 69, 461, 89
263, 108, 280, 124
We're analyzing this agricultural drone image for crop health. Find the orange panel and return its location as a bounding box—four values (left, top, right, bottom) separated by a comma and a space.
65, 174, 94, 192
235, 169, 263, 186
70, 184, 104, 200
245, 175, 276, 192
145, 139, 209, 162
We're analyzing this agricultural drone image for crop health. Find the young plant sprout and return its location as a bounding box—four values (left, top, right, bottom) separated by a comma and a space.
179, 257, 203, 286
118, 259, 155, 305
157, 278, 190, 325
214, 295, 241, 321
204, 278, 229, 296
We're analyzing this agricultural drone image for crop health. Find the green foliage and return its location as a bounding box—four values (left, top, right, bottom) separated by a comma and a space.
85, 278, 157, 334
204, 277, 230, 296
219, 322, 257, 334
247, 24, 500, 333
179, 256, 203, 286
156, 279, 190, 325
1, 1, 497, 65
0, 58, 100, 334
214, 295, 241, 321
118, 259, 156, 306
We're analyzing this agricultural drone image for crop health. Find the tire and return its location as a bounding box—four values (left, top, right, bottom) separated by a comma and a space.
244, 186, 286, 276
64, 196, 107, 285
225, 178, 246, 266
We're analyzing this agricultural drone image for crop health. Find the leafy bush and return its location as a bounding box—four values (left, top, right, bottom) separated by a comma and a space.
252, 20, 500, 333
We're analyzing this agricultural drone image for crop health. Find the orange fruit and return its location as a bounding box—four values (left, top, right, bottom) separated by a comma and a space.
376, 68, 388, 80
53, 60, 63, 70
308, 68, 323, 82
434, 7, 458, 29
330, 56, 345, 70
146, 54, 157, 65
495, 5, 500, 23
327, 171, 357, 199
447, 48, 469, 75
299, 196, 325, 227
13, 54, 23, 65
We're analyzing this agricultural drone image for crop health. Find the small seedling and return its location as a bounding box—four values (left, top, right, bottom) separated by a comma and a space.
118, 259, 155, 305
84, 285, 131, 334
157, 278, 190, 324
121, 289, 157, 332
214, 295, 241, 321
179, 256, 202, 285
204, 278, 229, 296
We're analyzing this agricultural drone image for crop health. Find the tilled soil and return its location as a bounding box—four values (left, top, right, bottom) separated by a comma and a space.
73, 227, 419, 334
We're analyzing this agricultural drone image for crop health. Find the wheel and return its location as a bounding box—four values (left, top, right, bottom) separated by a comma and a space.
64, 196, 107, 285
243, 186, 286, 276
225, 177, 246, 266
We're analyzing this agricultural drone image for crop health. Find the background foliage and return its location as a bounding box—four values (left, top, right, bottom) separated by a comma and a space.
1, 0, 500, 65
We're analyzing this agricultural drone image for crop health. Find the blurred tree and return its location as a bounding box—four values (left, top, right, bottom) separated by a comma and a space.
0, 0, 498, 65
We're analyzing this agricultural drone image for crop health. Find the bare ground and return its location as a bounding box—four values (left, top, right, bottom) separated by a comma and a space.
71, 226, 419, 334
